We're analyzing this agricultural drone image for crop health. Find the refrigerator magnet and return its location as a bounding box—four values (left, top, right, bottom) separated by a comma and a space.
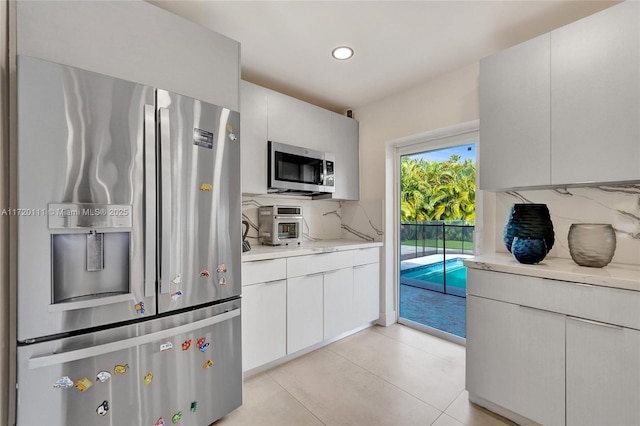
96, 401, 109, 416
144, 372, 153, 385
199, 342, 210, 352
75, 377, 93, 392
190, 401, 198, 412
181, 339, 192, 351
216, 264, 227, 273
170, 290, 183, 301
160, 342, 173, 352
53, 376, 74, 389
199, 183, 213, 191
171, 411, 183, 424
96, 371, 111, 383
135, 301, 145, 314
114, 364, 129, 375
218, 277, 227, 286
203, 359, 214, 369
155, 418, 165, 426
200, 270, 210, 277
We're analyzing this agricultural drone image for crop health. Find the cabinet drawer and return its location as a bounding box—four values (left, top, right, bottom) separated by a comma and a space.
242, 258, 287, 286
287, 250, 353, 278
353, 247, 380, 266
468, 269, 640, 330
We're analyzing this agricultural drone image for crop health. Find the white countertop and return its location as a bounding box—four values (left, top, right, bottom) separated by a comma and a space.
464, 252, 640, 292
242, 239, 383, 262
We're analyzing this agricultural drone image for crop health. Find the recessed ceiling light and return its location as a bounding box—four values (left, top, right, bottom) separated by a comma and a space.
332, 46, 354, 60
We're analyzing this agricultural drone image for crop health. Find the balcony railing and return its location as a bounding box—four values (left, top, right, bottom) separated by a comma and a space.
400, 222, 474, 261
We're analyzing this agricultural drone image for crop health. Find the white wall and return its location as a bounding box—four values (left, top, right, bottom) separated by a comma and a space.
16, 0, 240, 110
355, 62, 480, 202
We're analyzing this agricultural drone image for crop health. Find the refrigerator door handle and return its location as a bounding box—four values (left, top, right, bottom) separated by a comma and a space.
28, 308, 240, 370
159, 107, 172, 295
144, 104, 157, 298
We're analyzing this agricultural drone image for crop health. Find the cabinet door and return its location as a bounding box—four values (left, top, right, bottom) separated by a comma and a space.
242, 279, 287, 371
353, 263, 379, 325
466, 296, 565, 425
267, 91, 331, 152
240, 81, 269, 194
287, 273, 324, 354
566, 317, 640, 426
329, 113, 359, 200
323, 267, 354, 339
479, 33, 551, 190
551, 2, 640, 185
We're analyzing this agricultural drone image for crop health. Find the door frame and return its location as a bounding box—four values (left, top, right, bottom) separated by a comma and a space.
383, 120, 481, 342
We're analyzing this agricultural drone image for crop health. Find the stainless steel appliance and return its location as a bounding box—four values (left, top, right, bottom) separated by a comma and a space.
268, 141, 335, 195
258, 205, 303, 245
15, 55, 242, 425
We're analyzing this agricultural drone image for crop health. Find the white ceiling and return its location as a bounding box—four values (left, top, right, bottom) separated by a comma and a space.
149, 0, 619, 113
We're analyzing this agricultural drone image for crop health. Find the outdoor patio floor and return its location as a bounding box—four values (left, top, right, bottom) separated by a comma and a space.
399, 253, 472, 339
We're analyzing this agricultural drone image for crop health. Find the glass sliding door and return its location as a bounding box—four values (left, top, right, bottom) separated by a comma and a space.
397, 139, 476, 342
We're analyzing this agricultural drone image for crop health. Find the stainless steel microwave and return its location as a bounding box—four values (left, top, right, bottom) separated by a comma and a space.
268, 141, 335, 195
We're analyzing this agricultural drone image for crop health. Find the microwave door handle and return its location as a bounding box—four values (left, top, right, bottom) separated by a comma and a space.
143, 104, 156, 298
159, 107, 172, 295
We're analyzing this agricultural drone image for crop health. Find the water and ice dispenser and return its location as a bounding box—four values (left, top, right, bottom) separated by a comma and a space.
48, 203, 133, 304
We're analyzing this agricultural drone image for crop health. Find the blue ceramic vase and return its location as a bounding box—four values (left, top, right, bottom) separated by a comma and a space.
511, 237, 547, 264
503, 204, 555, 254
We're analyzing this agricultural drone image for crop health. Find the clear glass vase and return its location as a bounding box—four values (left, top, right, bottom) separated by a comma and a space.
568, 223, 616, 268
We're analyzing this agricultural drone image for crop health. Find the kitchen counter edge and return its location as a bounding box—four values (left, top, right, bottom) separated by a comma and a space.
242, 240, 383, 262
464, 252, 640, 292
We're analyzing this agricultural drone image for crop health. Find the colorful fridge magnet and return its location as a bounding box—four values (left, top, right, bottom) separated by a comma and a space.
53, 376, 74, 389
172, 274, 182, 285
200, 270, 210, 277
190, 401, 198, 412
75, 377, 93, 392
199, 342, 210, 352
144, 372, 153, 385
155, 418, 166, 426
227, 132, 237, 142
171, 411, 183, 424
96, 400, 109, 416
114, 364, 129, 375
218, 277, 227, 286
171, 290, 183, 301
196, 337, 206, 348
203, 359, 214, 369
96, 371, 111, 383
216, 264, 227, 273
135, 301, 145, 314
181, 339, 192, 351
160, 342, 173, 352
199, 183, 213, 192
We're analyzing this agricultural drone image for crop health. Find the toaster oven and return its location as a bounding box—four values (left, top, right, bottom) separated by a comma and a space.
258, 205, 303, 246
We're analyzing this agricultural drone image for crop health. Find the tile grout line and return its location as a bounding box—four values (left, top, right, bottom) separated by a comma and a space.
323, 334, 446, 419
370, 325, 466, 363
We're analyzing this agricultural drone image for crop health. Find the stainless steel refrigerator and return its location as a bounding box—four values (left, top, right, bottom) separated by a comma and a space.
15, 55, 242, 425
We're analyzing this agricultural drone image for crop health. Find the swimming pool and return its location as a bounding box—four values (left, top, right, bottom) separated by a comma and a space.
400, 258, 467, 297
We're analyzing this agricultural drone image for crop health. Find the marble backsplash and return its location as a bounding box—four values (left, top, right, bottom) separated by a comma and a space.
242, 196, 384, 246
495, 184, 640, 266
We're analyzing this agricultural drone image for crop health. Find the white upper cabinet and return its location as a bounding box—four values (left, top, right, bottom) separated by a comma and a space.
479, 33, 551, 190
329, 113, 360, 200
240, 81, 268, 195
551, 1, 640, 185
479, 2, 639, 190
240, 80, 360, 199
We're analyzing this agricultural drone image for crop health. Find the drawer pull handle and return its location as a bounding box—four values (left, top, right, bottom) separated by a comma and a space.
568, 316, 624, 330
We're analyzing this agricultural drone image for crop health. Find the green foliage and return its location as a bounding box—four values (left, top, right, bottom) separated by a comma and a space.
400, 154, 476, 223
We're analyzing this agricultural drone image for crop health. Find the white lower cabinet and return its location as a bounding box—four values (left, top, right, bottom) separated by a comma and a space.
467, 268, 640, 426
566, 317, 640, 426
323, 267, 355, 339
287, 273, 324, 354
466, 295, 565, 426
242, 279, 287, 371
353, 262, 380, 324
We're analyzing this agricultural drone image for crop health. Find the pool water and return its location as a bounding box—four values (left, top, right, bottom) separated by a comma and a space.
401, 258, 467, 294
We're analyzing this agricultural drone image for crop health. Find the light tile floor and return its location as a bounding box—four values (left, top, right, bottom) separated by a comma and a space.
215, 324, 516, 426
